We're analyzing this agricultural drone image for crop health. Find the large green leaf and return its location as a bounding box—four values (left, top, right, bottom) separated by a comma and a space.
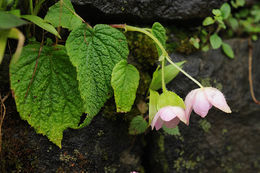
44, 0, 82, 30
0, 11, 27, 29
10, 43, 83, 147
151, 22, 166, 56
150, 61, 185, 91
111, 60, 140, 113
66, 24, 129, 118
22, 15, 61, 38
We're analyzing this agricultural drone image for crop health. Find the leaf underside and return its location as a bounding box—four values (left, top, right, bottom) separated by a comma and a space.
66, 24, 129, 119
10, 43, 83, 147
151, 22, 167, 56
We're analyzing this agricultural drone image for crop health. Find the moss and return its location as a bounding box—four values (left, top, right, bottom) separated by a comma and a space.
199, 119, 211, 133
157, 135, 165, 152
174, 157, 198, 172
200, 77, 223, 90
97, 130, 105, 137
104, 165, 118, 173
125, 32, 158, 70
59, 152, 77, 162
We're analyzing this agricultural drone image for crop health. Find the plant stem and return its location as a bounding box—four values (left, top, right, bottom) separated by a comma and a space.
29, 0, 33, 14
125, 25, 168, 56
161, 58, 167, 92
165, 55, 203, 88
120, 24, 204, 89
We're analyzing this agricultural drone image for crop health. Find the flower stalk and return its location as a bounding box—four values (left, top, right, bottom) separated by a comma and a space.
111, 24, 204, 89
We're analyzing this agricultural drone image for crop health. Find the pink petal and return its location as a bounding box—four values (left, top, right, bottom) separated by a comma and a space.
151, 111, 163, 130
154, 117, 164, 130
184, 89, 199, 124
164, 117, 180, 128
204, 87, 232, 113
193, 89, 212, 118
159, 106, 177, 121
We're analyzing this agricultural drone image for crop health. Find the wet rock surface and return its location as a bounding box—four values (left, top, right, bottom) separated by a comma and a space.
71, 0, 226, 24
1, 38, 260, 172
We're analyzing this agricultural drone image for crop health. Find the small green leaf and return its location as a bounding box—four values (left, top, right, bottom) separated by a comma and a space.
220, 3, 231, 19
162, 125, 181, 136
228, 17, 239, 30
210, 34, 222, 49
231, 0, 245, 8
157, 91, 185, 110
202, 17, 215, 26
44, 0, 82, 30
222, 42, 234, 59
202, 44, 210, 52
149, 89, 159, 125
252, 35, 258, 41
212, 9, 222, 16
22, 15, 61, 38
151, 22, 166, 56
150, 61, 185, 91
10, 43, 84, 147
66, 24, 129, 119
129, 116, 148, 135
189, 37, 200, 49
111, 60, 140, 113
0, 11, 27, 29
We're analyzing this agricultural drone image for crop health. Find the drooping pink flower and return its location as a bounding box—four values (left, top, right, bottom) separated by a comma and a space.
185, 87, 231, 124
151, 106, 187, 130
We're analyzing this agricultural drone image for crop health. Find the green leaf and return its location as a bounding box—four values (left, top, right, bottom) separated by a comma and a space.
10, 43, 84, 148
0, 11, 27, 29
0, 30, 9, 64
222, 42, 234, 59
202, 17, 215, 26
150, 61, 185, 91
220, 3, 231, 19
44, 0, 82, 30
212, 9, 222, 16
228, 17, 239, 30
210, 34, 222, 49
189, 37, 200, 49
111, 60, 140, 113
151, 22, 166, 56
149, 89, 159, 125
252, 35, 258, 41
157, 91, 185, 110
202, 44, 210, 52
22, 15, 61, 38
129, 116, 148, 135
66, 24, 129, 118
162, 125, 181, 136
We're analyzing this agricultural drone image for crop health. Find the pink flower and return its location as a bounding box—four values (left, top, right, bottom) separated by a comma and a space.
151, 106, 187, 130
185, 87, 231, 124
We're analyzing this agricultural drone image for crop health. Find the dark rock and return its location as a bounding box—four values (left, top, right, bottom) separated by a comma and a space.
71, 0, 227, 24
148, 38, 260, 172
